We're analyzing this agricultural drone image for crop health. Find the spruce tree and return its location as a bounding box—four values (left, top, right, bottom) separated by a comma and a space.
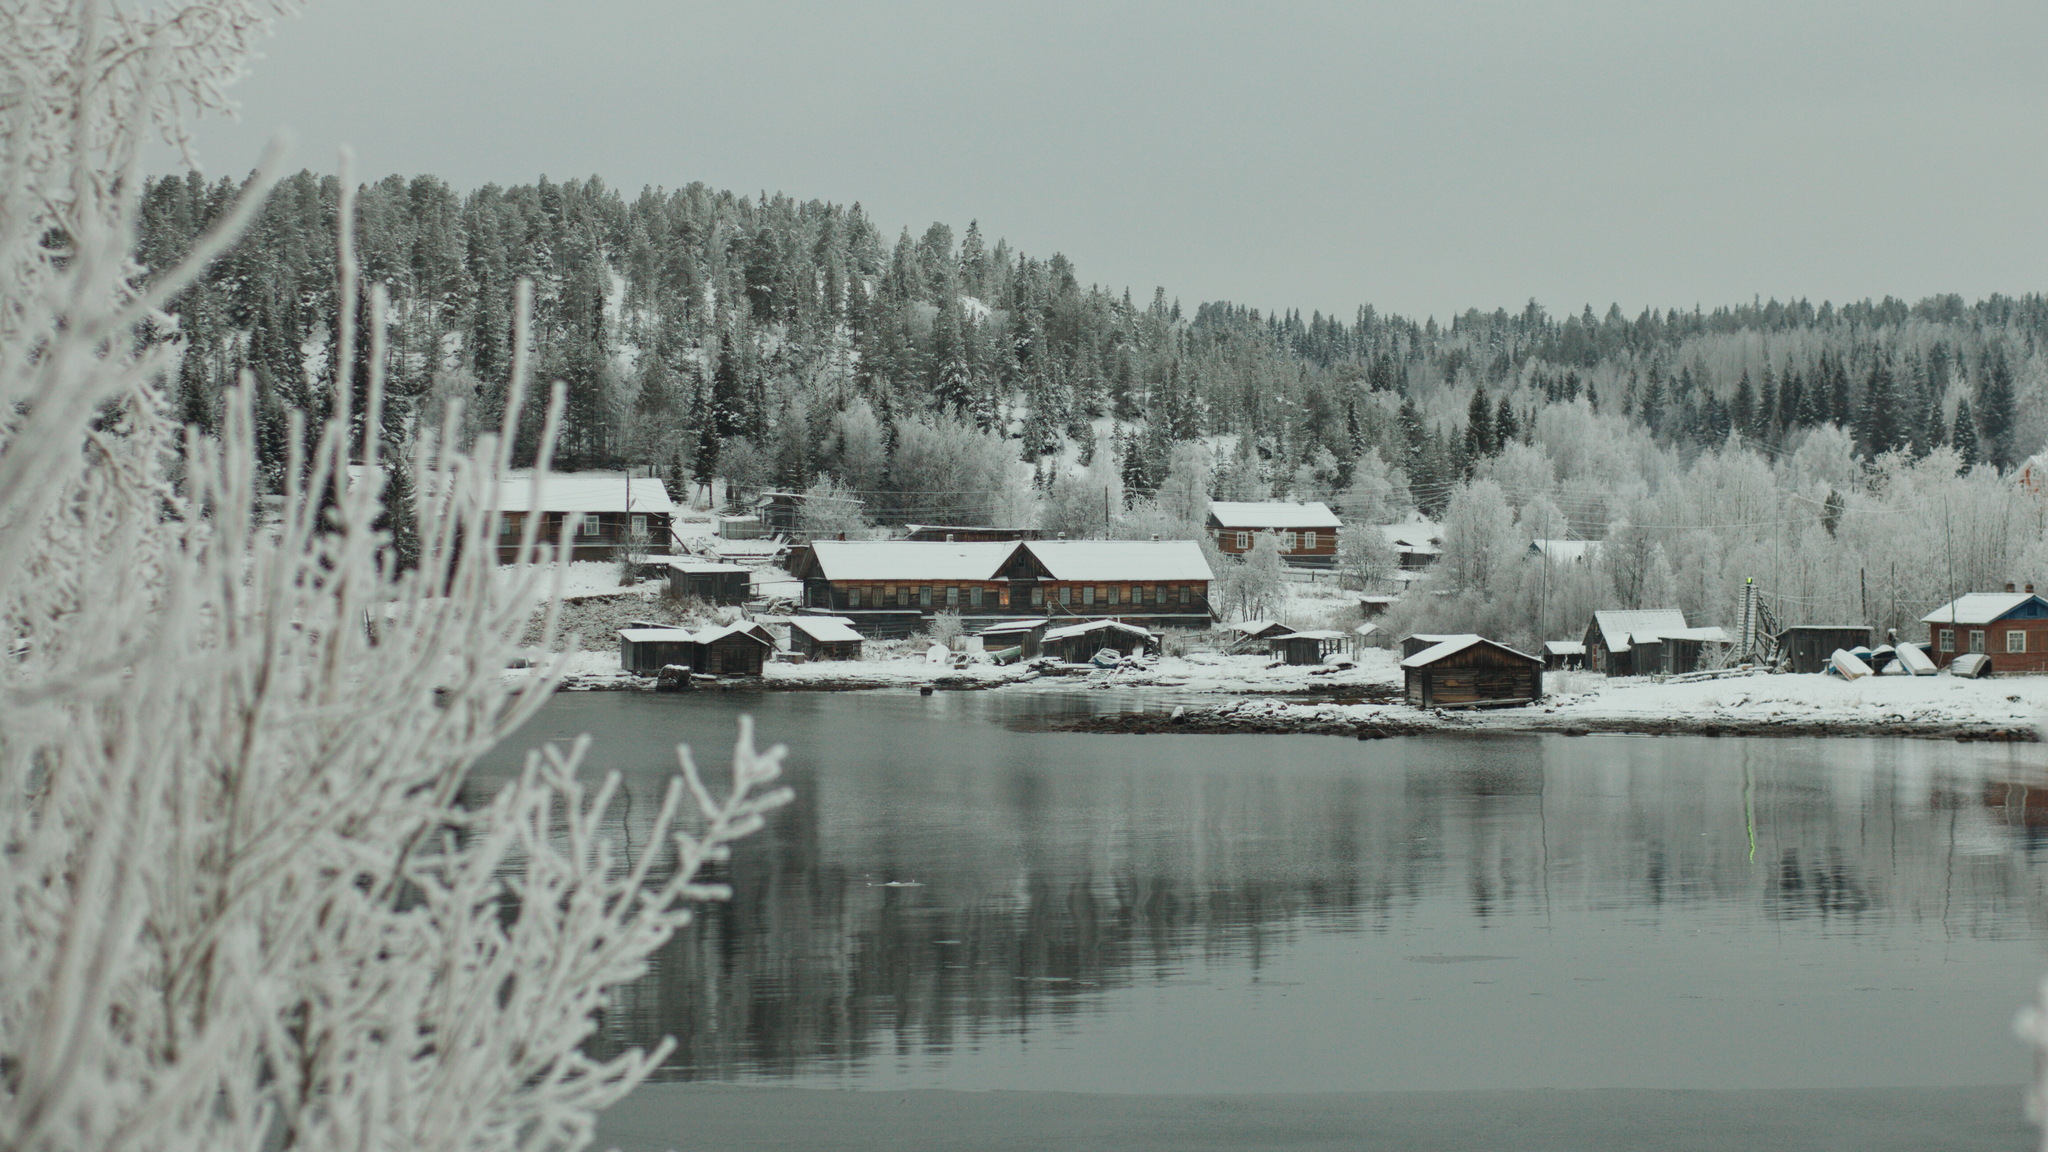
1731, 370, 1755, 442
1979, 347, 2017, 469
1953, 397, 1981, 467
1494, 395, 1520, 446
1464, 386, 1493, 461
1858, 358, 1899, 456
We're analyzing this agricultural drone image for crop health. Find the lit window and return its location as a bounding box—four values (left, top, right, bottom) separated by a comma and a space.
580, 513, 602, 537
2009, 630, 2028, 654
1970, 630, 1986, 653
1939, 629, 1954, 652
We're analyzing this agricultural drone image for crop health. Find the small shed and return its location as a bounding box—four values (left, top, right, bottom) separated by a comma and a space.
1227, 619, 1296, 654
1776, 625, 1872, 675
978, 617, 1050, 660
667, 559, 752, 604
692, 622, 775, 677
1041, 619, 1157, 664
788, 616, 864, 661
1358, 595, 1398, 619
1402, 635, 1544, 708
619, 627, 698, 674
1269, 629, 1347, 665
1542, 640, 1586, 670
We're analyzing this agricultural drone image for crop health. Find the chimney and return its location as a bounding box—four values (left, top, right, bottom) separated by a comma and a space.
2030, 583, 2038, 594
2008, 582, 2018, 594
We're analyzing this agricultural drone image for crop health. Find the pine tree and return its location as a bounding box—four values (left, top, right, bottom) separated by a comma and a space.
1731, 370, 1755, 442
1858, 357, 1899, 456
1464, 385, 1493, 462
1979, 347, 2017, 469
1953, 397, 1981, 467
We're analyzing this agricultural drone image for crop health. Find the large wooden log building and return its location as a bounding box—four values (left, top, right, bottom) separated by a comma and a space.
1401, 635, 1544, 708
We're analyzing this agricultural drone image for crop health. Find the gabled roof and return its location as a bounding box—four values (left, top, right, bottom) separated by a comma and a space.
1401, 634, 1541, 668
1027, 540, 1213, 583
1920, 592, 2048, 625
978, 618, 1049, 636
1588, 609, 1689, 652
618, 627, 695, 643
1379, 516, 1444, 551
804, 540, 1021, 582
1527, 539, 1599, 563
1044, 619, 1155, 642
666, 559, 751, 574
1207, 501, 1342, 530
1544, 640, 1586, 655
692, 622, 775, 647
788, 617, 863, 643
1229, 619, 1295, 637
1273, 629, 1346, 641
497, 471, 676, 515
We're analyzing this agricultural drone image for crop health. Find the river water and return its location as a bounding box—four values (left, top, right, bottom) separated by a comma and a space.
473, 689, 2048, 1096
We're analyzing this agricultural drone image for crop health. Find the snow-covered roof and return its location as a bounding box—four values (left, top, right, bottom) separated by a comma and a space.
1920, 592, 2048, 625
1401, 634, 1541, 668
1028, 540, 1213, 583
1528, 539, 1600, 563
666, 559, 751, 574
1355, 623, 1380, 636
788, 617, 863, 643
1379, 517, 1444, 551
1274, 629, 1346, 641
1544, 640, 1586, 655
692, 622, 774, 646
978, 618, 1048, 636
497, 472, 676, 515
1590, 610, 1689, 652
1044, 619, 1155, 642
618, 627, 695, 643
805, 540, 1018, 581
1207, 501, 1343, 530
1358, 595, 1399, 605
1229, 619, 1294, 636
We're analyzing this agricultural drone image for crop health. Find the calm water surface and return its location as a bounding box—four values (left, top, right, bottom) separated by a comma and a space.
473, 689, 2048, 1094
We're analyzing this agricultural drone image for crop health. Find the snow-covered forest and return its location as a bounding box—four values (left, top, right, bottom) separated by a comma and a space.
136, 170, 2048, 646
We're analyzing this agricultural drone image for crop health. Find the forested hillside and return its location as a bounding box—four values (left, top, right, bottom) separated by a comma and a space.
138, 169, 2048, 642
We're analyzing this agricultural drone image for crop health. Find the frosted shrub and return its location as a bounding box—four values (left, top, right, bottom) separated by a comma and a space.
0, 5, 789, 1151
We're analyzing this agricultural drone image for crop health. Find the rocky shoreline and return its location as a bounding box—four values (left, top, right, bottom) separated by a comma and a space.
1053, 703, 2042, 742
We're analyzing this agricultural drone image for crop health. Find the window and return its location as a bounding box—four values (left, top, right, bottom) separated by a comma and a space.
849, 588, 861, 607
1097, 585, 1110, 604
919, 586, 933, 607
1180, 585, 1192, 604
1030, 587, 1043, 606
1939, 629, 1954, 652
999, 587, 1011, 607
580, 513, 602, 537
1280, 532, 1297, 552
1059, 586, 1072, 605
1302, 531, 1317, 550
1970, 629, 1986, 653
970, 585, 983, 608
1082, 586, 1095, 606
946, 586, 959, 607
498, 514, 517, 538
2009, 629, 2028, 653
631, 514, 648, 537
1235, 531, 1250, 549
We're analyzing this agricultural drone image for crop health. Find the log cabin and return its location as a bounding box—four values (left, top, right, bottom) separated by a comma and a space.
1206, 501, 1342, 569
1401, 635, 1544, 708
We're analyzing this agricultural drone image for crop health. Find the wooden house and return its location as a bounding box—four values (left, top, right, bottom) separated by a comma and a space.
786, 616, 863, 661
790, 539, 1215, 633
666, 559, 752, 604
1401, 635, 1544, 708
1269, 629, 1347, 665
1776, 625, 1873, 674
492, 472, 675, 563
1921, 586, 2048, 673
1379, 517, 1443, 572
1583, 610, 1727, 676
618, 627, 698, 673
1206, 501, 1342, 568
1040, 619, 1158, 664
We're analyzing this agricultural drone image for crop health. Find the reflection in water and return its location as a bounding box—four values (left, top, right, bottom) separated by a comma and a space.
473, 692, 2048, 1091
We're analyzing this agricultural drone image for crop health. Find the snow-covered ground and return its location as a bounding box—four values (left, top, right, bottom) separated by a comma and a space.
1529, 669, 2048, 733
494, 561, 647, 601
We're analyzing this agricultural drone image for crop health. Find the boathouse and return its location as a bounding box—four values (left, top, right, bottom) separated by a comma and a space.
1040, 619, 1157, 664
1776, 625, 1873, 675
666, 559, 752, 604
1401, 635, 1544, 708
786, 616, 864, 661
618, 627, 698, 674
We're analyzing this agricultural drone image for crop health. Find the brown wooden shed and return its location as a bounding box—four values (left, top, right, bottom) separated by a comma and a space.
1776, 625, 1872, 674
1040, 619, 1157, 664
618, 627, 698, 673
667, 560, 752, 604
787, 616, 864, 661
692, 622, 775, 676
1401, 635, 1544, 708
1269, 629, 1347, 665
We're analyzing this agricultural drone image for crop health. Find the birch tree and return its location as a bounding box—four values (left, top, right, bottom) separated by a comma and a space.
0, 6, 788, 1151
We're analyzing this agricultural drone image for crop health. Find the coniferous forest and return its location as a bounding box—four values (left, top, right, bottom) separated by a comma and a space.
136, 168, 2048, 643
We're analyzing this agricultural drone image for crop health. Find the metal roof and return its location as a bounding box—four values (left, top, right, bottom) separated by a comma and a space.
1207, 501, 1343, 530
618, 627, 695, 643
1544, 640, 1586, 654
1044, 619, 1156, 642
787, 617, 864, 643
806, 540, 1020, 581
1590, 610, 1689, 652
1401, 634, 1541, 668
1919, 592, 2048, 625
1027, 540, 1213, 582
666, 559, 751, 573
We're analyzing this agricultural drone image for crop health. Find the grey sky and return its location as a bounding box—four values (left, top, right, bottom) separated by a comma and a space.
164, 1, 2048, 322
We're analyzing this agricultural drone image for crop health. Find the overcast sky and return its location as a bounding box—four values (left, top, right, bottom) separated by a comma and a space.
160, 0, 2048, 322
